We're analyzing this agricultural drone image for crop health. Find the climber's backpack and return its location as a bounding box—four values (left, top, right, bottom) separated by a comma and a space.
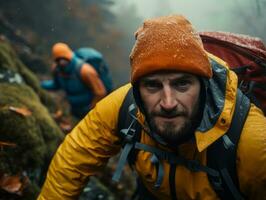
200, 31, 266, 115
74, 47, 113, 93
112, 32, 266, 200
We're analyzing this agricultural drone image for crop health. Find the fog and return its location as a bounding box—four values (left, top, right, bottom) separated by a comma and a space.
113, 0, 266, 42
0, 0, 264, 86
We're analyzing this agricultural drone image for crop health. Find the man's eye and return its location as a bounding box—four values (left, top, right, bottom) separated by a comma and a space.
179, 80, 190, 86
173, 80, 191, 90
144, 81, 162, 90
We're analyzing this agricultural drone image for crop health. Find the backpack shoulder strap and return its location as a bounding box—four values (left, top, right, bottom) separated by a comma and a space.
112, 88, 142, 182
207, 89, 250, 200
117, 87, 136, 137
74, 57, 85, 73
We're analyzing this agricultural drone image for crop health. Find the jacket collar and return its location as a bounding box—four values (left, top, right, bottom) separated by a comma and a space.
195, 54, 238, 152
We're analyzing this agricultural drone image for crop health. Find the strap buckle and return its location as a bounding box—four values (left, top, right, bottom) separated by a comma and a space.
120, 119, 137, 143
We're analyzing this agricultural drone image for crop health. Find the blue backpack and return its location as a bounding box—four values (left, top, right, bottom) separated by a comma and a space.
74, 47, 113, 93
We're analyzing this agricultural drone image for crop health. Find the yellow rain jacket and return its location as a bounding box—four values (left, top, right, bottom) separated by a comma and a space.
38, 55, 266, 200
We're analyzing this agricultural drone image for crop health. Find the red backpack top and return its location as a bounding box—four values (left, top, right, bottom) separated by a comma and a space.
200, 31, 266, 115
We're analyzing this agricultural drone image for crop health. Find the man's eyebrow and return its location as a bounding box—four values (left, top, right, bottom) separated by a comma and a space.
141, 77, 159, 82
141, 73, 195, 82
169, 74, 195, 81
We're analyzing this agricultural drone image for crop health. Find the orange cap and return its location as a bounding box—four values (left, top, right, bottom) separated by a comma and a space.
130, 15, 212, 83
52, 42, 73, 60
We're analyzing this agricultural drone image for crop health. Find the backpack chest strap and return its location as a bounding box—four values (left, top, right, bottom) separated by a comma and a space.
112, 140, 221, 189
134, 142, 220, 188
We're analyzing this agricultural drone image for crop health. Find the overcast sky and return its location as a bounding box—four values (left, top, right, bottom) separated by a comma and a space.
112, 0, 265, 40
126, 0, 236, 30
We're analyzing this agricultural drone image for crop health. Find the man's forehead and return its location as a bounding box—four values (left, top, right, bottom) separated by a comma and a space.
141, 71, 196, 81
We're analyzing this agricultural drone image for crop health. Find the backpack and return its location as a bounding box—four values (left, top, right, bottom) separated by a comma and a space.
112, 32, 266, 200
74, 47, 113, 93
200, 31, 266, 115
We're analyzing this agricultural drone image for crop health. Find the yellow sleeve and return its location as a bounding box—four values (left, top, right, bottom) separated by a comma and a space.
237, 105, 266, 199
37, 84, 132, 200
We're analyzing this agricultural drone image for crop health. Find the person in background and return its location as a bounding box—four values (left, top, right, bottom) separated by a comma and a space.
41, 43, 110, 119
38, 15, 266, 200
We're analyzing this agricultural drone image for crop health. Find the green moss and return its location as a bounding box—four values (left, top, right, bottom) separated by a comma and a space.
0, 40, 58, 112
0, 83, 63, 172
0, 40, 65, 198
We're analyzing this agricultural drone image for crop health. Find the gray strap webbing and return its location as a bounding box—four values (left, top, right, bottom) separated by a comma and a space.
112, 143, 134, 182
135, 142, 220, 188
150, 154, 164, 188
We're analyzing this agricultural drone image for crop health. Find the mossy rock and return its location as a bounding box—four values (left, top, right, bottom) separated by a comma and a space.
0, 39, 57, 113
0, 83, 63, 173
0, 39, 64, 199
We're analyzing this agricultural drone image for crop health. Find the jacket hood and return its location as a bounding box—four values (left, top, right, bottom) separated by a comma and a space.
195, 53, 238, 152
134, 53, 238, 152
52, 42, 73, 60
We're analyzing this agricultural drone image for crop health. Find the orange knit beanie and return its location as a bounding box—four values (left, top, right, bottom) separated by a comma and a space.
52, 42, 73, 60
130, 15, 212, 83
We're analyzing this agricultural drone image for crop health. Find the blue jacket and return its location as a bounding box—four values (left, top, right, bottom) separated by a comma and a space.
42, 55, 94, 118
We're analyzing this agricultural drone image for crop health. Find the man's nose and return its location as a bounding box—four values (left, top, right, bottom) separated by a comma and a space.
160, 86, 178, 110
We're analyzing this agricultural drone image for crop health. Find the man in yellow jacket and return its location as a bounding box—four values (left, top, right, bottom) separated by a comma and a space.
38, 15, 266, 200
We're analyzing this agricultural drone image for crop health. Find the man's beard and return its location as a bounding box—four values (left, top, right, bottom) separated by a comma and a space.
146, 106, 199, 146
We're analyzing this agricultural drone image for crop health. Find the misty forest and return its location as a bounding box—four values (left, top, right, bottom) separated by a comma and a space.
0, 0, 265, 199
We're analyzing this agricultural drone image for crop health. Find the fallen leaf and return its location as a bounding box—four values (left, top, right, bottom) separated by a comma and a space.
9, 106, 32, 116
59, 121, 72, 132
0, 173, 29, 196
0, 141, 16, 148
0, 175, 22, 194
52, 109, 63, 120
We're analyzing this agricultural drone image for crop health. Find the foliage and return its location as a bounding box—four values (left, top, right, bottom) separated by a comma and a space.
0, 0, 132, 86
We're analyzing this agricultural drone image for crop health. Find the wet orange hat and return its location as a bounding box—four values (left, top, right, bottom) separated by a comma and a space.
52, 42, 73, 60
130, 15, 212, 83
